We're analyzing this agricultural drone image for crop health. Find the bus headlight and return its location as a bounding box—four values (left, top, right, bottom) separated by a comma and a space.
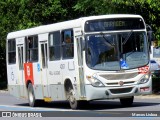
139, 74, 150, 84
86, 76, 105, 87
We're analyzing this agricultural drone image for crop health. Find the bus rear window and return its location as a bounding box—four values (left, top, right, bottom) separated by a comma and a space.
8, 39, 16, 64
85, 18, 145, 32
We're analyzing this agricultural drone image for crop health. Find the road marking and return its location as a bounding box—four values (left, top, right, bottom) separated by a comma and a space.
0, 105, 75, 111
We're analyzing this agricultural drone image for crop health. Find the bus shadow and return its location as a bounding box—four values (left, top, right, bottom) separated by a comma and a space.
16, 100, 160, 110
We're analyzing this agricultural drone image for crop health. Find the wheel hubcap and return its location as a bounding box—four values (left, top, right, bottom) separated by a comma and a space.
69, 89, 76, 104
29, 91, 34, 103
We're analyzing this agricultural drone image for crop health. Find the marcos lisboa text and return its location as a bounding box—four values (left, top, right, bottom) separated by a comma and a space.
132, 112, 158, 117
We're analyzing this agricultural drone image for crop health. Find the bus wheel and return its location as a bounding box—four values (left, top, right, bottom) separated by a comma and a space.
27, 83, 38, 107
120, 96, 134, 107
68, 87, 80, 110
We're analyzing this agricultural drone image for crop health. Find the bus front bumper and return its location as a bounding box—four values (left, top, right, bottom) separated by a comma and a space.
85, 83, 152, 101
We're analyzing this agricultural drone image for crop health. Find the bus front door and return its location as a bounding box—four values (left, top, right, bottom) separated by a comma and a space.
40, 41, 50, 99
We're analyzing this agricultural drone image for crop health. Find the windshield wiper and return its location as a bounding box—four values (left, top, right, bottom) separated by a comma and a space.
122, 30, 133, 45
100, 32, 115, 46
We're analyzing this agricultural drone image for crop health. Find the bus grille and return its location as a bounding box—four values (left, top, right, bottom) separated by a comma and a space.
106, 81, 135, 85
100, 73, 138, 80
110, 87, 133, 94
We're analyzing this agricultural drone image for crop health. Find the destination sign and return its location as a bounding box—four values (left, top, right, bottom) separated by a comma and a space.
104, 21, 125, 28
85, 18, 145, 32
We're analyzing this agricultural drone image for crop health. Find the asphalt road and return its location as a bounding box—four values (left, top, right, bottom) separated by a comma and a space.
0, 91, 160, 120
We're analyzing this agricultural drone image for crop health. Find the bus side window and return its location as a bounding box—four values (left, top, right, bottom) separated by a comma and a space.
26, 36, 38, 62
8, 39, 16, 64
62, 30, 74, 59
49, 31, 61, 61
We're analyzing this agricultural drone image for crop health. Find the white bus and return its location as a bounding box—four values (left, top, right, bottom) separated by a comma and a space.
7, 14, 152, 109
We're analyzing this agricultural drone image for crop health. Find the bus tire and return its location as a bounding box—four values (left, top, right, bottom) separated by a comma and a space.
120, 96, 134, 107
27, 83, 38, 107
68, 87, 81, 110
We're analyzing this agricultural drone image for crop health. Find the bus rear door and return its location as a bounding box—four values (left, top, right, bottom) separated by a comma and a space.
16, 37, 27, 98
39, 34, 51, 100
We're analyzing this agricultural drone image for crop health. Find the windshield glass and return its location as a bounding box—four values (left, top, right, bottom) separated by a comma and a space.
86, 32, 149, 71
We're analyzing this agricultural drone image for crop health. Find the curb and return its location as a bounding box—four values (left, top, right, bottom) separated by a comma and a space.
135, 94, 160, 99
0, 90, 8, 93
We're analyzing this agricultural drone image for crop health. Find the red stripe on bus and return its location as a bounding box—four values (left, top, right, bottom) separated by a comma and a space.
24, 63, 34, 85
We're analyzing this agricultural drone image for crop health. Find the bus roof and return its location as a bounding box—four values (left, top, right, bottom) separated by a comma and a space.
7, 14, 143, 39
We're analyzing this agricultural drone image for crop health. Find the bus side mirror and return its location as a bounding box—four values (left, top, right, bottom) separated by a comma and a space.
147, 30, 154, 41
146, 24, 155, 41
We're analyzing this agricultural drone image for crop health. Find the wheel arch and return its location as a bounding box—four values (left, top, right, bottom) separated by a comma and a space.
64, 78, 73, 92
26, 80, 33, 88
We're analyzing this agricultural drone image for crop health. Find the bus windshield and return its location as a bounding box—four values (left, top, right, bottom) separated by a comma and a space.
86, 32, 149, 71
